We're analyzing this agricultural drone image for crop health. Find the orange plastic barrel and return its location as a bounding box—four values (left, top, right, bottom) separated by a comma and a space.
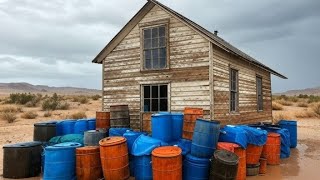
217, 142, 246, 180
96, 111, 110, 130
246, 144, 263, 165
152, 146, 182, 180
99, 137, 129, 180
182, 107, 203, 140
76, 146, 103, 180
261, 133, 281, 165
259, 158, 267, 174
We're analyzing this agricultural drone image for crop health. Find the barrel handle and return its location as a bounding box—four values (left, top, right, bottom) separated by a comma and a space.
220, 130, 227, 135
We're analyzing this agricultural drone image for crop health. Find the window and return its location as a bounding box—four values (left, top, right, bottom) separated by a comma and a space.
257, 76, 263, 111
230, 69, 239, 112
143, 26, 167, 70
143, 84, 168, 112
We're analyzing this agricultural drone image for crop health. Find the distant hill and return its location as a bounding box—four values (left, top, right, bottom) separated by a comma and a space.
0, 82, 101, 95
277, 87, 320, 96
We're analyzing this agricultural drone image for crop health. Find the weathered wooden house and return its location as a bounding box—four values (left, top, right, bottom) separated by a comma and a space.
92, 0, 286, 130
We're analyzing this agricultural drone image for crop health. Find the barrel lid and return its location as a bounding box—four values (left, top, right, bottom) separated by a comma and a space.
278, 120, 297, 125
34, 121, 57, 127
151, 113, 171, 118
196, 119, 220, 124
99, 137, 126, 146
185, 154, 210, 164
76, 146, 100, 154
46, 142, 82, 150
214, 150, 239, 165
87, 118, 96, 121
218, 142, 240, 150
171, 112, 183, 116
152, 146, 182, 157
3, 141, 42, 149
268, 132, 280, 137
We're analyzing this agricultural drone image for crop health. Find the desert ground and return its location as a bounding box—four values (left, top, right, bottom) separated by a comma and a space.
0, 94, 319, 179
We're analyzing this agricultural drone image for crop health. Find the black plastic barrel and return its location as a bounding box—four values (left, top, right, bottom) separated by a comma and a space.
34, 121, 57, 142
84, 130, 107, 146
110, 105, 130, 128
3, 141, 43, 178
210, 150, 239, 180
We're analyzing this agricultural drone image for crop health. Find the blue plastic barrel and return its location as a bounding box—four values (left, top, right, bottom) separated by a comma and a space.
61, 120, 76, 135
56, 121, 64, 136
123, 131, 146, 154
87, 118, 96, 130
134, 155, 152, 180
43, 142, 82, 180
151, 114, 172, 142
183, 154, 211, 180
171, 113, 184, 141
109, 128, 131, 136
278, 120, 297, 148
74, 120, 88, 134
191, 119, 220, 158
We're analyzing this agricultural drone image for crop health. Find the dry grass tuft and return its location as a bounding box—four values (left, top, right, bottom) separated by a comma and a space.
276, 99, 293, 106
43, 111, 52, 117
297, 102, 309, 108
0, 112, 17, 123
273, 113, 293, 123
312, 103, 320, 116
69, 111, 87, 119
295, 110, 316, 118
21, 111, 38, 119
272, 102, 284, 110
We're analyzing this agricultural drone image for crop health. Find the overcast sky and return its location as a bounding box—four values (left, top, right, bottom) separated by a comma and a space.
0, 0, 319, 93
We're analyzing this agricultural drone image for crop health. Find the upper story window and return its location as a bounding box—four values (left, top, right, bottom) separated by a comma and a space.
230, 68, 239, 112
143, 26, 167, 70
256, 76, 263, 111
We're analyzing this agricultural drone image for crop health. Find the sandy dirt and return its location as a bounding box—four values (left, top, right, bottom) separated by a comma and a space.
0, 100, 319, 179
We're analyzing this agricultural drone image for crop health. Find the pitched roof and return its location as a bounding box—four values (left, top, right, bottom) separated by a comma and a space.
92, 0, 287, 79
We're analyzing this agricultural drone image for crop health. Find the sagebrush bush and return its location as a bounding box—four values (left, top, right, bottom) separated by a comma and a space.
69, 111, 87, 119
272, 102, 284, 111
0, 112, 17, 123
21, 111, 38, 119
42, 93, 70, 111
0, 106, 22, 113
312, 103, 320, 116
295, 110, 315, 119
73, 96, 89, 104
6, 93, 42, 106
91, 95, 101, 100
273, 113, 293, 123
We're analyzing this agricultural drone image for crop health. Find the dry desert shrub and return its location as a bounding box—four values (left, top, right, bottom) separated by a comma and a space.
312, 103, 320, 116
91, 94, 101, 100
272, 102, 284, 111
0, 105, 23, 113
69, 111, 87, 119
21, 111, 38, 119
72, 96, 89, 104
0, 112, 17, 123
44, 111, 52, 117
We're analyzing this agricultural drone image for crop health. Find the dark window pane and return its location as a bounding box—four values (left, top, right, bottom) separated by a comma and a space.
152, 99, 159, 111
159, 48, 166, 58
159, 37, 166, 47
145, 50, 151, 59
153, 58, 159, 69
144, 86, 150, 98
144, 29, 151, 39
159, 26, 165, 37
160, 85, 167, 98
159, 58, 166, 68
152, 86, 158, 98
152, 49, 159, 60
145, 59, 151, 69
144, 99, 150, 112
160, 99, 168, 111
152, 38, 159, 48
152, 27, 158, 38
144, 39, 152, 49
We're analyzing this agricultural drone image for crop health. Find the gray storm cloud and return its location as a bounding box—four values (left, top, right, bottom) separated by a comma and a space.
0, 0, 319, 92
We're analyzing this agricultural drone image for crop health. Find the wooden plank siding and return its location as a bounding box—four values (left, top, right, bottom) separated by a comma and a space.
211, 44, 272, 125
103, 6, 211, 130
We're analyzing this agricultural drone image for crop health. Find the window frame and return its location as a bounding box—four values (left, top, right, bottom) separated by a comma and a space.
256, 75, 263, 112
229, 68, 239, 113
141, 84, 169, 112
139, 19, 170, 72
